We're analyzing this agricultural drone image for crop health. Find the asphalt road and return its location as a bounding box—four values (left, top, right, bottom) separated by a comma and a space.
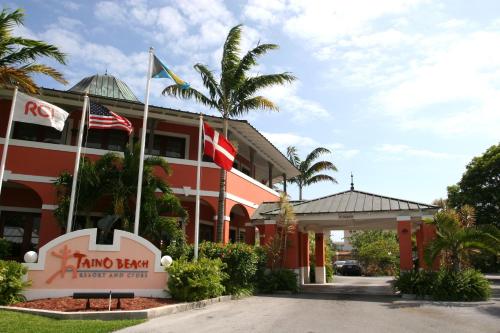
116, 294, 500, 333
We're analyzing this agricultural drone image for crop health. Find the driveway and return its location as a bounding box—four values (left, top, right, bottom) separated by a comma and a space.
302, 276, 395, 295
116, 294, 500, 333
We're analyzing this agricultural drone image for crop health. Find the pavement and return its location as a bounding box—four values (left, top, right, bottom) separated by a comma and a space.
301, 275, 395, 295
116, 276, 500, 333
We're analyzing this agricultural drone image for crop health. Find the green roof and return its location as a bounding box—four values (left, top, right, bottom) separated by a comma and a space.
68, 74, 140, 102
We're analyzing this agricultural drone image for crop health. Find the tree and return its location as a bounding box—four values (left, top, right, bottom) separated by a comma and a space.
424, 208, 500, 272
163, 25, 295, 242
0, 8, 67, 93
286, 146, 338, 200
348, 230, 399, 275
447, 143, 500, 227
54, 143, 187, 246
266, 193, 296, 270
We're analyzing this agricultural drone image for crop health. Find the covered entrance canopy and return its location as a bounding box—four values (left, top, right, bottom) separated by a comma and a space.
251, 189, 439, 284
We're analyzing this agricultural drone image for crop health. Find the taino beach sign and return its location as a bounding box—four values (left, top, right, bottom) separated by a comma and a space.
23, 229, 169, 300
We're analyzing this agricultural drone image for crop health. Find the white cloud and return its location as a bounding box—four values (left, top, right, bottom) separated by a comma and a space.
261, 132, 318, 151
265, 82, 330, 122
375, 144, 464, 160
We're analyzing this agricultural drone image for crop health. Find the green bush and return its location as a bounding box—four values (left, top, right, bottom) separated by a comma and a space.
259, 269, 298, 293
167, 258, 227, 302
0, 239, 11, 259
0, 260, 30, 305
326, 264, 334, 283
393, 270, 435, 297
432, 268, 491, 301
394, 268, 491, 301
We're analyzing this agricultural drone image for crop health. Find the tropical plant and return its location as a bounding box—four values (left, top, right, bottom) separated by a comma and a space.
258, 269, 298, 294
54, 154, 118, 230
0, 8, 67, 93
286, 146, 337, 200
447, 143, 500, 228
266, 193, 297, 270
424, 208, 500, 272
163, 24, 295, 241
431, 268, 491, 301
166, 258, 227, 302
0, 260, 30, 305
54, 143, 187, 246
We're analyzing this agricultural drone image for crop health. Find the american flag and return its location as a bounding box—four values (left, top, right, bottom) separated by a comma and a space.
88, 102, 133, 135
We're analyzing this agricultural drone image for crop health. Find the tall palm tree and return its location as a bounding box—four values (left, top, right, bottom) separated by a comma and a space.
0, 8, 67, 93
424, 208, 499, 272
286, 146, 338, 200
163, 24, 295, 242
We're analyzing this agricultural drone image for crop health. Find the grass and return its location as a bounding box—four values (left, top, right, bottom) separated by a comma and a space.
0, 310, 145, 333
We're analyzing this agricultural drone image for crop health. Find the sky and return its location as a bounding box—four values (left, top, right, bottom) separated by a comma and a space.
8, 0, 500, 206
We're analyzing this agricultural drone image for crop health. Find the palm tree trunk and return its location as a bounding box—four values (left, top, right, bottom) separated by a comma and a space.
216, 118, 229, 242
299, 185, 303, 201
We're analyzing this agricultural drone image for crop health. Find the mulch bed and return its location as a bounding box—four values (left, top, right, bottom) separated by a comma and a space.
11, 297, 176, 312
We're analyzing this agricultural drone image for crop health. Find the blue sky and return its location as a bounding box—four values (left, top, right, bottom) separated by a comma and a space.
10, 0, 500, 205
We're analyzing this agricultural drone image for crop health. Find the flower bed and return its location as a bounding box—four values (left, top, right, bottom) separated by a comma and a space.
11, 297, 176, 312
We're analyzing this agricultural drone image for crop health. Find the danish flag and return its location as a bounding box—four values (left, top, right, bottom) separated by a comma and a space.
203, 122, 237, 171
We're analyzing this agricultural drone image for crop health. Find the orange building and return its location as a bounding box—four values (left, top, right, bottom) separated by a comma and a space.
0, 74, 299, 262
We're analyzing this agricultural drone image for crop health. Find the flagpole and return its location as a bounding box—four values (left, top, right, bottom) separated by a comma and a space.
194, 113, 203, 260
0, 87, 18, 198
134, 47, 154, 236
66, 94, 89, 233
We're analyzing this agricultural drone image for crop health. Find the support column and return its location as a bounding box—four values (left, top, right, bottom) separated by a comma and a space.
420, 222, 439, 270
397, 217, 413, 271
268, 162, 273, 187
39, 209, 62, 247
299, 231, 310, 284
244, 223, 256, 245
282, 173, 287, 194
314, 232, 326, 284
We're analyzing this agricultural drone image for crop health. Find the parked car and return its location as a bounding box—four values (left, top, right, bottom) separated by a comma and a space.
338, 260, 362, 276
333, 260, 346, 274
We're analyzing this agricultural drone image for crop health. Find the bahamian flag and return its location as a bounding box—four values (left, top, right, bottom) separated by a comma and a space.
152, 55, 190, 89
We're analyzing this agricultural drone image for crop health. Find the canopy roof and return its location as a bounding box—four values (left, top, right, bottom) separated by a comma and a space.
253, 189, 439, 231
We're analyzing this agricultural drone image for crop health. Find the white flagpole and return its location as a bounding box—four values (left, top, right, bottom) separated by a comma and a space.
0, 87, 18, 198
194, 114, 203, 260
134, 47, 154, 235
66, 94, 89, 233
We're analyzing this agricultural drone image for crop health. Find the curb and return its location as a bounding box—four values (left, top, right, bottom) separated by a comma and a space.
393, 299, 495, 307
0, 295, 233, 320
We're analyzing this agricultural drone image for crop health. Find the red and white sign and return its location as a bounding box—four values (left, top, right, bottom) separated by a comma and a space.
23, 229, 169, 300
13, 92, 69, 131
203, 122, 237, 171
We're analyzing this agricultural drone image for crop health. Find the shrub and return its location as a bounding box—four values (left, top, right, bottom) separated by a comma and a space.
394, 268, 491, 301
259, 269, 298, 293
198, 242, 261, 295
393, 270, 435, 297
0, 239, 11, 259
167, 258, 227, 302
0, 260, 30, 305
432, 268, 491, 301
326, 264, 334, 283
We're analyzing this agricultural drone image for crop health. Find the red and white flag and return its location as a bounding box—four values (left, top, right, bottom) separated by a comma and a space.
13, 92, 69, 131
89, 102, 133, 135
203, 122, 237, 171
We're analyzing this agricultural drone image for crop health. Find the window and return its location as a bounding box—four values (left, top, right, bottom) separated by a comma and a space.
12, 122, 63, 144
86, 128, 128, 151
199, 224, 213, 242
146, 133, 187, 159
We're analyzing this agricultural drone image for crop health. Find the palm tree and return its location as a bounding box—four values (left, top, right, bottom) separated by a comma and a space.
54, 154, 118, 230
286, 146, 338, 200
0, 8, 67, 93
54, 143, 186, 246
163, 24, 295, 242
424, 208, 499, 272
